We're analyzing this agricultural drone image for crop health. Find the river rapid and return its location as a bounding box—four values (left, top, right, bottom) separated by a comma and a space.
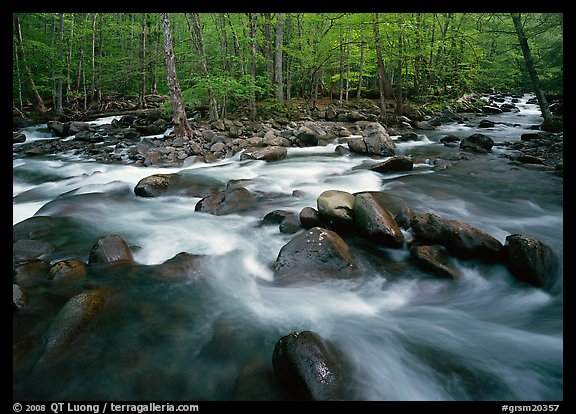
13, 94, 563, 401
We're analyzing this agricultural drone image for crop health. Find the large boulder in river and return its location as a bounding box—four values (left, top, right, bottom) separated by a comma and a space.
504, 234, 559, 289
88, 234, 134, 265
273, 227, 359, 285
134, 173, 180, 197
352, 193, 404, 248
370, 155, 414, 173
316, 190, 356, 228
134, 173, 221, 198
195, 187, 257, 216
409, 213, 504, 261
460, 133, 494, 153
353, 191, 416, 229
240, 146, 287, 162
347, 122, 395, 156
272, 331, 350, 400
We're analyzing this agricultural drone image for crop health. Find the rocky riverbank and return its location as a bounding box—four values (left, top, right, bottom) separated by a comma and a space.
13, 92, 563, 175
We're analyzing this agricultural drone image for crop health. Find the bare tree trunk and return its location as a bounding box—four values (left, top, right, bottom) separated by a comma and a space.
338, 29, 344, 104
356, 42, 364, 99
90, 13, 97, 107
14, 36, 24, 112
248, 13, 258, 121
275, 13, 284, 104
345, 26, 351, 103
261, 13, 274, 83
56, 13, 65, 117
160, 13, 195, 143
395, 17, 403, 116
15, 15, 49, 115
373, 13, 387, 116
510, 13, 553, 125
139, 13, 147, 109
187, 13, 219, 121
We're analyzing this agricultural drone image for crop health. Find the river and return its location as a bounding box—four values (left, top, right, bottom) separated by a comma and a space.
13, 94, 563, 401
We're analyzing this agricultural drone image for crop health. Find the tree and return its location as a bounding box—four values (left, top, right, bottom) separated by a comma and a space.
510, 13, 553, 125
160, 13, 196, 143
275, 13, 284, 104
14, 15, 49, 116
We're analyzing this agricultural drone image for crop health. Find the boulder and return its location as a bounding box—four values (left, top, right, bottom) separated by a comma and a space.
134, 173, 180, 197
195, 187, 257, 216
240, 146, 287, 162
273, 227, 359, 285
279, 214, 303, 235
316, 190, 356, 226
352, 193, 404, 248
371, 156, 414, 173
353, 191, 416, 229
299, 207, 325, 230
88, 234, 134, 265
272, 331, 349, 400
460, 133, 494, 153
41, 288, 108, 361
13, 284, 29, 311
410, 245, 461, 279
504, 234, 559, 288
409, 213, 503, 261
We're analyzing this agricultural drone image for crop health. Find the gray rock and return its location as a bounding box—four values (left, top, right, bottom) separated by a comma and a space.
353, 193, 404, 247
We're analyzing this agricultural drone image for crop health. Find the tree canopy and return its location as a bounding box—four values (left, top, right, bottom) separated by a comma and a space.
12, 12, 563, 119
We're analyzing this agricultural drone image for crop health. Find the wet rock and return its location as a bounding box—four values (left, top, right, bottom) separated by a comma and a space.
410, 245, 461, 279
409, 213, 503, 261
13, 132, 26, 143
88, 234, 134, 265
240, 146, 287, 162
195, 187, 257, 216
262, 210, 294, 225
279, 214, 302, 235
352, 193, 404, 248
299, 207, 325, 230
134, 173, 180, 197
460, 133, 494, 153
353, 191, 416, 229
504, 234, 559, 288
440, 135, 461, 145
317, 190, 356, 226
272, 331, 349, 400
480, 105, 503, 114
48, 259, 87, 283
361, 122, 395, 156
13, 261, 52, 288
41, 288, 108, 361
371, 156, 414, 173
148, 252, 207, 281
273, 227, 359, 285
515, 154, 543, 164
13, 284, 29, 311
13, 239, 55, 263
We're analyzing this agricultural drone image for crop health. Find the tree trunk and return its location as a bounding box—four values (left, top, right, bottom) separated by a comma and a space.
262, 13, 274, 84
338, 29, 344, 104
395, 17, 403, 116
275, 13, 284, 104
160, 13, 195, 143
373, 13, 387, 116
356, 42, 364, 99
510, 13, 553, 125
90, 13, 97, 107
55, 13, 65, 117
14, 15, 49, 115
248, 13, 258, 121
188, 13, 219, 121
139, 13, 147, 109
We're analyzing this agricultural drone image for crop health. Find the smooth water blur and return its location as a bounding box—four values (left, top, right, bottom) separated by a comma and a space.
13, 94, 562, 401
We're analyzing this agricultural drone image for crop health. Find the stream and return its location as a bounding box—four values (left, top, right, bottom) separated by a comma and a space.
13, 94, 563, 401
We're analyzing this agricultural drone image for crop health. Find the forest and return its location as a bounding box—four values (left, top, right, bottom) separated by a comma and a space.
13, 13, 563, 123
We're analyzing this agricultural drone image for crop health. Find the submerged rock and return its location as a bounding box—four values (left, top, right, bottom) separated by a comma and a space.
195, 187, 257, 216
272, 331, 350, 400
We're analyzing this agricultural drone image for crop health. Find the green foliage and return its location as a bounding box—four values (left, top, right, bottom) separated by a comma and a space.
13, 12, 563, 115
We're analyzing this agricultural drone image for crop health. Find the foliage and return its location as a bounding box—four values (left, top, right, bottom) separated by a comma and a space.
13, 12, 563, 116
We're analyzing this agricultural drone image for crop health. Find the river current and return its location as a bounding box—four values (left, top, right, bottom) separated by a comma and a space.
13, 95, 563, 401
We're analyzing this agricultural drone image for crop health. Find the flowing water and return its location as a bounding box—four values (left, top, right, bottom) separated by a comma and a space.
13, 95, 563, 401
